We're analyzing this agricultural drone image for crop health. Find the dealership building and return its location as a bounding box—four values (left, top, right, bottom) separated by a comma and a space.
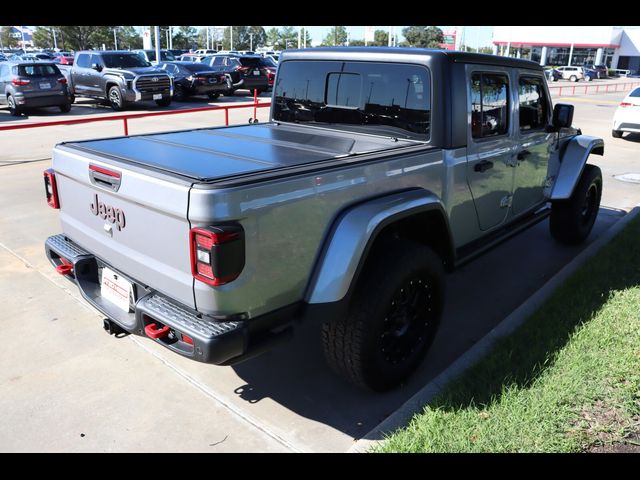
492, 26, 640, 71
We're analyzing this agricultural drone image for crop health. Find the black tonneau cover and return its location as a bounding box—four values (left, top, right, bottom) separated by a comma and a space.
62, 123, 415, 182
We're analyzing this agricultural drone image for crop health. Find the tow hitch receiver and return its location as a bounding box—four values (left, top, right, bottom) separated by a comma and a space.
103, 318, 128, 337
145, 322, 170, 339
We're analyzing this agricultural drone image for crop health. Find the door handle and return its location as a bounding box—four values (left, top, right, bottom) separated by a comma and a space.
474, 160, 494, 173
517, 149, 532, 161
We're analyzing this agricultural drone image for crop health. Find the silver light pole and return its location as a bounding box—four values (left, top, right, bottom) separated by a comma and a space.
230, 26, 233, 51
113, 28, 117, 50
154, 26, 161, 62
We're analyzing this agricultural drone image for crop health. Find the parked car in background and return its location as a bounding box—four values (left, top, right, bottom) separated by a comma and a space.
583, 64, 608, 79
265, 54, 279, 63
158, 61, 230, 101
53, 55, 74, 65
544, 67, 561, 82
133, 49, 177, 64
612, 86, 640, 138
555, 66, 585, 82
194, 49, 217, 55
582, 68, 597, 82
201, 54, 269, 96
0, 61, 72, 115
258, 55, 277, 89
0, 54, 7, 62
168, 49, 188, 57
57, 50, 173, 111
179, 53, 206, 63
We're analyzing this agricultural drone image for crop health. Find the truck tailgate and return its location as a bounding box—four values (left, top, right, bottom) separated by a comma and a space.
52, 145, 196, 309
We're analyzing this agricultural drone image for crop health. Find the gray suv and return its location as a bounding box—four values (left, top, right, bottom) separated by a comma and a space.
0, 61, 72, 116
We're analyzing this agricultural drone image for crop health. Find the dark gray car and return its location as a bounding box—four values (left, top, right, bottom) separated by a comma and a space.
0, 61, 71, 116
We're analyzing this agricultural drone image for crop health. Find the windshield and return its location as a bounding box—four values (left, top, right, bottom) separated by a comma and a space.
273, 60, 431, 140
103, 53, 151, 68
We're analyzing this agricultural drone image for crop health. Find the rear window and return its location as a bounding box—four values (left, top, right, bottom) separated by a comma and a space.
144, 50, 176, 62
238, 57, 261, 67
17, 64, 60, 76
273, 60, 431, 140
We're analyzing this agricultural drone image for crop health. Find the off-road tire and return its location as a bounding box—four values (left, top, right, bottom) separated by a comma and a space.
321, 239, 445, 391
612, 129, 623, 138
550, 164, 602, 245
59, 103, 71, 113
108, 86, 126, 111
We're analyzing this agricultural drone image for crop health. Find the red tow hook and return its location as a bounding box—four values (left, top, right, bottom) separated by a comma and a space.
56, 262, 73, 275
145, 323, 170, 339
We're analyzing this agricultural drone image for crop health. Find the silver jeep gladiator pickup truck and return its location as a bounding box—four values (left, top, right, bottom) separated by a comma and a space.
44, 48, 604, 391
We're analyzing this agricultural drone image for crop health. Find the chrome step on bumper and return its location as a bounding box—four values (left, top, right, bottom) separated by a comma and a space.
44, 234, 245, 364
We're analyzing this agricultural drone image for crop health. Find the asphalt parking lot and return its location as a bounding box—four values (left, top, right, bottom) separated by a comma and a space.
1, 81, 639, 452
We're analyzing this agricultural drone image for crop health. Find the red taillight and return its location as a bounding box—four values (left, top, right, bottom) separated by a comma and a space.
182, 334, 194, 345
57, 77, 67, 84
194, 76, 207, 82
43, 168, 60, 209
189, 226, 245, 286
619, 102, 633, 107
11, 78, 30, 86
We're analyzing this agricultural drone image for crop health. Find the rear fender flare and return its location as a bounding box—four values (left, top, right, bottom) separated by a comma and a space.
305, 189, 452, 305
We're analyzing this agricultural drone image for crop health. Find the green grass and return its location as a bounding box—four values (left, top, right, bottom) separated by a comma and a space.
377, 215, 640, 453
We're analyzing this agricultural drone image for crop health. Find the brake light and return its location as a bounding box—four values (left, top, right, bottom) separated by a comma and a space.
619, 102, 633, 107
11, 78, 30, 86
43, 168, 60, 209
189, 225, 245, 286
57, 77, 67, 84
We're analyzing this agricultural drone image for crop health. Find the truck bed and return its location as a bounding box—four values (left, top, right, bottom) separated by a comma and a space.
59, 122, 417, 183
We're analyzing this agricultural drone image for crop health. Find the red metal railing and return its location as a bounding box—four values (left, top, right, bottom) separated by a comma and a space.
0, 94, 271, 135
548, 81, 640, 97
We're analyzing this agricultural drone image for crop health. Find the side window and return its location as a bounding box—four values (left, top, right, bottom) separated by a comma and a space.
471, 73, 510, 139
0, 64, 7, 78
90, 54, 104, 67
519, 76, 550, 132
76, 54, 91, 68
212, 56, 224, 66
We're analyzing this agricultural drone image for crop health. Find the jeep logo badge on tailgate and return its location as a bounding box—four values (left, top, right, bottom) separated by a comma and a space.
90, 193, 126, 231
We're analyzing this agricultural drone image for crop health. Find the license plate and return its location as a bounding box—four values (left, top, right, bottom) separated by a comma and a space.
153, 93, 162, 100
253, 70, 260, 76
40, 82, 51, 89
101, 267, 133, 313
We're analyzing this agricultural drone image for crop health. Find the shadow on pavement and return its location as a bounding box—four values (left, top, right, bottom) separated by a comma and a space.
229, 207, 626, 441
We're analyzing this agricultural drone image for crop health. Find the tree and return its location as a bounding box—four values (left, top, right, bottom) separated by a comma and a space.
1, 26, 18, 49
321, 26, 348, 46
349, 39, 365, 46
265, 28, 280, 49
372, 29, 388, 46
279, 26, 298, 49
32, 27, 54, 48
401, 26, 443, 48
172, 26, 197, 50
117, 26, 143, 50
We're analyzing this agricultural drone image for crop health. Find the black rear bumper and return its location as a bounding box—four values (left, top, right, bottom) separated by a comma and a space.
45, 234, 294, 365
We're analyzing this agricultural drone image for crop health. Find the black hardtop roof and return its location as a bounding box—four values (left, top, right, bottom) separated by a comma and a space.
283, 47, 542, 71
76, 50, 141, 55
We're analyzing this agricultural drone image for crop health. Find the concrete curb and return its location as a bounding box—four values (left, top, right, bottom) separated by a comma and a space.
348, 205, 640, 453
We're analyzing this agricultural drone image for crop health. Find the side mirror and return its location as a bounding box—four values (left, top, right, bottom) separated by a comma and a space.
91, 63, 103, 72
549, 103, 574, 131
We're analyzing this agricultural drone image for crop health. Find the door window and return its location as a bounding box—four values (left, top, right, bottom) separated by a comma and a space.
471, 73, 510, 139
518, 76, 550, 132
76, 54, 91, 68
